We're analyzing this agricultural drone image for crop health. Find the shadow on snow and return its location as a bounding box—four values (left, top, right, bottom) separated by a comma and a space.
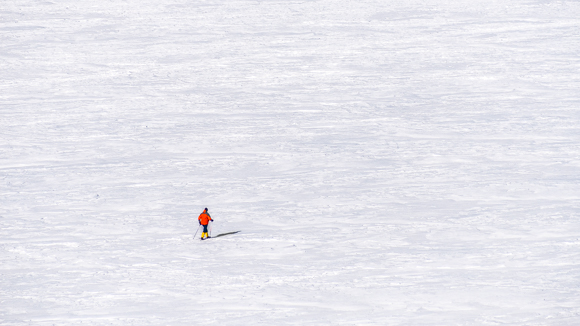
213, 231, 241, 238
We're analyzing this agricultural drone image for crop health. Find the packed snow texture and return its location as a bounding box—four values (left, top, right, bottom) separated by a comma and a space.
2, 0, 580, 325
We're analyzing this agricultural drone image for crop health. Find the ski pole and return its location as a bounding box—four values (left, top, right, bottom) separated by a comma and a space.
209, 221, 213, 238
193, 224, 201, 239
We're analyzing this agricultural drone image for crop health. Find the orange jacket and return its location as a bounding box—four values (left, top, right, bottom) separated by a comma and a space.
198, 212, 212, 225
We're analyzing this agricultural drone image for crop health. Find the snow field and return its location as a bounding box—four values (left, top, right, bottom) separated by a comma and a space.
2, 0, 580, 324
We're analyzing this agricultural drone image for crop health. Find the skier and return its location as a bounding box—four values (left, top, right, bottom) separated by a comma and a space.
198, 208, 213, 240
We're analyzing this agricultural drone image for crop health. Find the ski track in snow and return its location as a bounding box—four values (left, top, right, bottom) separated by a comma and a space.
1, 0, 580, 325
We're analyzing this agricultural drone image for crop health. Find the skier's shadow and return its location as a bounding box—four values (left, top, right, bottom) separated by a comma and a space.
213, 231, 241, 238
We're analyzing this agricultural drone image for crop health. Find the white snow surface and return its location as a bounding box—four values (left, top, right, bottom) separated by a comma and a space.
2, 0, 580, 325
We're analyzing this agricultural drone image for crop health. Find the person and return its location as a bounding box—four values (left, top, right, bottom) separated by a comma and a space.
198, 208, 213, 240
